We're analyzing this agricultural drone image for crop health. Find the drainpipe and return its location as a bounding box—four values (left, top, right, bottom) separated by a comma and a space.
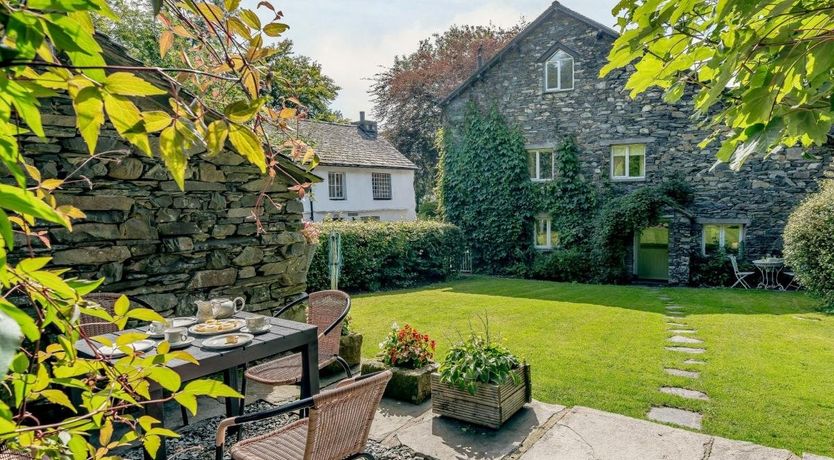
309, 199, 315, 221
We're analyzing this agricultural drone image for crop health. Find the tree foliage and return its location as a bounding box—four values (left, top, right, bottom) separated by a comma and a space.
371, 23, 524, 202
438, 102, 533, 273
603, 0, 834, 170
0, 0, 315, 457
784, 181, 834, 311
96, 0, 345, 121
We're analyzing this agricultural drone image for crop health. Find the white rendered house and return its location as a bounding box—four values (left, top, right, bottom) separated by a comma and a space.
300, 113, 417, 221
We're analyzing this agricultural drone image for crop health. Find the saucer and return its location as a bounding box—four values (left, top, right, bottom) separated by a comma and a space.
241, 325, 270, 335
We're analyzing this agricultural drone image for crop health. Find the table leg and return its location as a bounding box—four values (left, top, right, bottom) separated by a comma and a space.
299, 340, 320, 399
223, 367, 240, 417
756, 266, 766, 289
144, 389, 167, 460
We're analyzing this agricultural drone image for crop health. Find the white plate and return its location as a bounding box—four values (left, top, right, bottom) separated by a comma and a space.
241, 325, 271, 335
96, 339, 155, 358
167, 337, 195, 350
188, 319, 245, 336
201, 333, 254, 350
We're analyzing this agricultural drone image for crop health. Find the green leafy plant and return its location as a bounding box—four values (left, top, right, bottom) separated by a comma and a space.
602, 0, 834, 170
0, 0, 317, 457
438, 102, 533, 273
439, 317, 521, 395
307, 220, 463, 292
379, 323, 436, 369
784, 181, 834, 312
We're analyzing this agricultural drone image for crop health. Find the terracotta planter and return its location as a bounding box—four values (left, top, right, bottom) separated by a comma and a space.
362, 359, 438, 404
431, 364, 531, 429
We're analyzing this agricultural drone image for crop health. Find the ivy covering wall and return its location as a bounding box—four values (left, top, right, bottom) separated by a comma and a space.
438, 102, 533, 273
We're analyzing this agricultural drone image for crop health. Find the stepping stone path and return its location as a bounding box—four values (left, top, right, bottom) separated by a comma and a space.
648, 292, 710, 431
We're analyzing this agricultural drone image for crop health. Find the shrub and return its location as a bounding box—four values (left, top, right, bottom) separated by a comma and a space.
530, 248, 593, 282
306, 220, 464, 292
379, 323, 436, 369
439, 318, 521, 394
784, 181, 834, 311
689, 250, 736, 287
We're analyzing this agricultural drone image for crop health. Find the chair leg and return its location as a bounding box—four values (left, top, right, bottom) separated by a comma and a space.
334, 355, 353, 378
180, 404, 189, 426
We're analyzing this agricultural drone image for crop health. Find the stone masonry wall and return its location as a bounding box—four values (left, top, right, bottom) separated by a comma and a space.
18, 96, 310, 317
445, 8, 834, 278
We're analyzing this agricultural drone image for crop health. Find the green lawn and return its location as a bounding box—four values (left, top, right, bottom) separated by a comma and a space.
349, 277, 834, 457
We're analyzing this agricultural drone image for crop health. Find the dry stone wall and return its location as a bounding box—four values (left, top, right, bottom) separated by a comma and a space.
19, 96, 310, 317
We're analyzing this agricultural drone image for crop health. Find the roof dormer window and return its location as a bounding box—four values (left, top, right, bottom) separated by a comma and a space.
545, 49, 574, 92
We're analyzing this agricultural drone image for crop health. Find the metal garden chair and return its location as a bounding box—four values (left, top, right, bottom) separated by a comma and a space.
729, 255, 755, 289
215, 370, 392, 460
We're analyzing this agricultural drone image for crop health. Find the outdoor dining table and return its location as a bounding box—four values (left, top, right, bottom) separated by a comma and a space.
752, 258, 785, 290
74, 312, 320, 460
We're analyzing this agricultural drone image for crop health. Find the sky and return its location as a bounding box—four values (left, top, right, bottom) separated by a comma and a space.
243, 0, 618, 122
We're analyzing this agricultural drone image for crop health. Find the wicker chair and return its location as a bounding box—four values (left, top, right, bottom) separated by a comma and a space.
240, 291, 353, 414
79, 293, 154, 336
215, 370, 392, 460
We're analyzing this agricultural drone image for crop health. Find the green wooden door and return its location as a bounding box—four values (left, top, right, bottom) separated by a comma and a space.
637, 225, 669, 280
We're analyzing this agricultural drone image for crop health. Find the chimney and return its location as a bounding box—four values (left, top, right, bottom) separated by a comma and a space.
357, 111, 378, 138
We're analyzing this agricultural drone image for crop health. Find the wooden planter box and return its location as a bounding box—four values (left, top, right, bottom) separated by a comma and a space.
431, 364, 531, 429
362, 359, 438, 404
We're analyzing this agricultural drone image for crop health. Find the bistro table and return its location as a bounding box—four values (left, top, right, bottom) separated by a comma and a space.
74, 312, 319, 460
752, 258, 785, 290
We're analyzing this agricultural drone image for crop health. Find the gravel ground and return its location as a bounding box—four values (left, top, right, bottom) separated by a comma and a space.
122, 401, 427, 459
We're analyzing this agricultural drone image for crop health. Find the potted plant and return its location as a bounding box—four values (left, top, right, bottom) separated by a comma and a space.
361, 323, 437, 404
432, 327, 531, 429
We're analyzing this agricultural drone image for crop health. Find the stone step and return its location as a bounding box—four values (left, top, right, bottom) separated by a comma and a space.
646, 406, 702, 430
660, 386, 709, 401
684, 359, 706, 365
666, 346, 705, 354
666, 305, 685, 310
664, 368, 700, 379
666, 322, 689, 327
668, 335, 704, 344
665, 312, 685, 317
669, 329, 696, 334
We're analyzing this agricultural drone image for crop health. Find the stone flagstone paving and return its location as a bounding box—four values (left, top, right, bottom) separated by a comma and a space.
648, 291, 709, 432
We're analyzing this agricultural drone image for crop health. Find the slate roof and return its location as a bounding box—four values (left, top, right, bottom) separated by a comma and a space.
299, 120, 417, 170
441, 1, 619, 106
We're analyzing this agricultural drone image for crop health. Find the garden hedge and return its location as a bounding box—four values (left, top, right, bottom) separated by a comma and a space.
784, 181, 834, 311
306, 220, 464, 292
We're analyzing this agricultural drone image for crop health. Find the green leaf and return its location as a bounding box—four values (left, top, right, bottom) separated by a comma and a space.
127, 308, 165, 323
228, 124, 266, 172
68, 82, 103, 155
103, 93, 151, 155
0, 210, 13, 251
105, 73, 167, 97
0, 298, 38, 341
29, 270, 75, 298
223, 98, 264, 123
159, 125, 187, 189
143, 434, 161, 458
0, 310, 23, 377
115, 332, 148, 346
39, 389, 77, 412
0, 184, 66, 226
182, 379, 241, 398
114, 295, 129, 317
173, 392, 197, 415
239, 9, 261, 30
263, 22, 289, 37
206, 120, 228, 155
149, 367, 181, 392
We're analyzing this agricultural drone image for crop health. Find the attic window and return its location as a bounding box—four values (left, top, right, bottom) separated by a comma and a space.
545, 50, 574, 91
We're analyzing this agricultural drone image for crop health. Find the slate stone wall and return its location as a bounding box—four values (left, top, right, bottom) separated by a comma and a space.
19, 96, 309, 316
444, 8, 834, 282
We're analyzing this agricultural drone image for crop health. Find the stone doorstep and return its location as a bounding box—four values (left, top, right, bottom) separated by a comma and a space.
660, 386, 710, 401
669, 329, 697, 334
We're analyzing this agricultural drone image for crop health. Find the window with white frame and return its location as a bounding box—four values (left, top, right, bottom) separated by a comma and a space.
703, 223, 744, 255
611, 144, 646, 180
527, 149, 554, 181
533, 214, 559, 250
545, 50, 574, 91
328, 172, 346, 200
371, 172, 392, 200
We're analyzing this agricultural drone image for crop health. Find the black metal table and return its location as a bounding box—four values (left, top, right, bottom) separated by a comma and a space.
75, 313, 320, 460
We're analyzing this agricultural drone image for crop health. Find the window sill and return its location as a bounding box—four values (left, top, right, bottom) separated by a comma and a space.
611, 176, 646, 182
373, 198, 392, 201
328, 197, 347, 201
544, 87, 574, 93
531, 178, 554, 183
534, 246, 554, 251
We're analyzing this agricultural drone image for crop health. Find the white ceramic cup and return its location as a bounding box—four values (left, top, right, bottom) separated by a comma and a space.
164, 327, 189, 345
246, 315, 267, 331
149, 319, 172, 335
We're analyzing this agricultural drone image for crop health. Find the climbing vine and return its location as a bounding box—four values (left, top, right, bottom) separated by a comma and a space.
438, 102, 532, 273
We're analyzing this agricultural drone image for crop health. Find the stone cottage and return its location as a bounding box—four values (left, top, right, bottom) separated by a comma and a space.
17, 34, 320, 316
442, 1, 834, 284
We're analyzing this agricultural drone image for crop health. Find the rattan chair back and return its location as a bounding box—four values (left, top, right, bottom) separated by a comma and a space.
307, 290, 349, 364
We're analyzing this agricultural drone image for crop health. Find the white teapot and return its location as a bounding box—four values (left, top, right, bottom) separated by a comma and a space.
210, 297, 246, 319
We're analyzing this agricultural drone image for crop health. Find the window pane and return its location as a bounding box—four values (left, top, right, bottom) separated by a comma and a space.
535, 217, 548, 247
546, 62, 559, 89
612, 155, 625, 177
629, 153, 644, 177
372, 173, 392, 200
724, 225, 742, 254
551, 230, 560, 248
528, 152, 537, 179
539, 151, 553, 180
328, 172, 345, 199
559, 58, 573, 89
704, 225, 721, 254
611, 145, 628, 156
